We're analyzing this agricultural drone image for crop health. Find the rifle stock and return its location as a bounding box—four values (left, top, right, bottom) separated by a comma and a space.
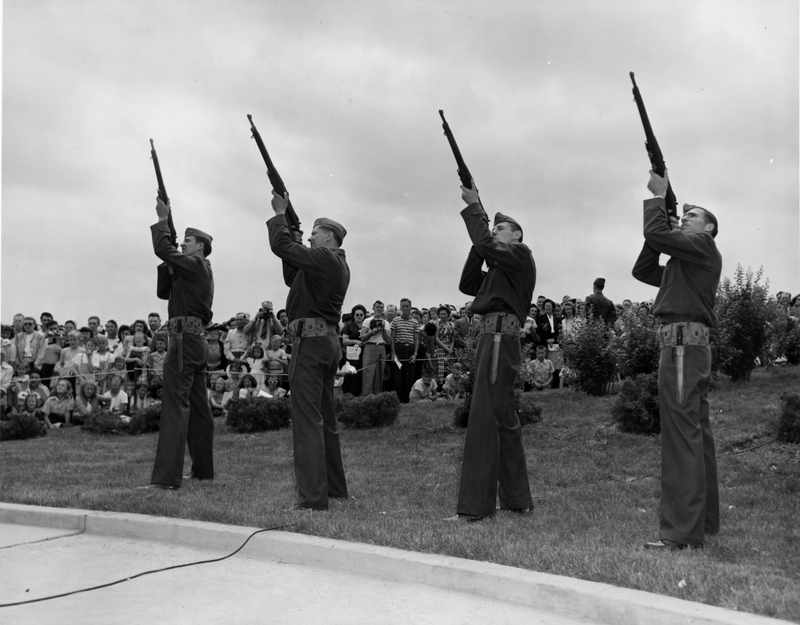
629, 72, 678, 225
247, 114, 302, 235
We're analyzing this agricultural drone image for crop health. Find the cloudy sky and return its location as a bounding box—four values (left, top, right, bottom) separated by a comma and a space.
2, 0, 798, 326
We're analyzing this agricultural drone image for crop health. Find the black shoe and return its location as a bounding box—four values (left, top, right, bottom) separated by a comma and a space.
499, 506, 532, 514
443, 513, 486, 523
644, 539, 692, 551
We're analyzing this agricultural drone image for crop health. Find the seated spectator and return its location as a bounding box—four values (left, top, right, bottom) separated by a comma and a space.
237, 374, 258, 399
130, 381, 155, 414
28, 371, 50, 406
225, 361, 247, 391
42, 379, 75, 428
208, 376, 231, 417
334, 358, 357, 396
100, 373, 129, 415
0, 351, 14, 394
263, 375, 287, 399
9, 362, 31, 412
525, 344, 554, 391
75, 380, 101, 419
18, 392, 44, 422
409, 367, 438, 403
442, 362, 466, 400
107, 356, 128, 391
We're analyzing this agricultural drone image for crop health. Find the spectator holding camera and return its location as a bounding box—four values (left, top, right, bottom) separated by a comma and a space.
341, 304, 367, 396
244, 301, 284, 351
361, 300, 391, 395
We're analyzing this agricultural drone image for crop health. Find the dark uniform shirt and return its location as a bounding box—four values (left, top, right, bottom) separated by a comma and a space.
151, 222, 214, 324
585, 292, 617, 325
632, 198, 722, 327
267, 214, 349, 325
458, 204, 536, 322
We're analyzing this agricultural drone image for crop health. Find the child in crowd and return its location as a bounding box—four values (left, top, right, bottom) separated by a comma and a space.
19, 392, 44, 421
131, 382, 154, 414
264, 375, 287, 399
92, 335, 115, 393
442, 361, 466, 400
55, 330, 86, 395
208, 376, 230, 417
238, 374, 258, 399
74, 336, 99, 386
226, 361, 246, 391
75, 380, 101, 419
100, 374, 129, 415
9, 362, 31, 412
146, 335, 167, 382
526, 344, 554, 391
108, 356, 127, 390
409, 367, 438, 403
41, 324, 63, 389
245, 343, 267, 388
42, 379, 75, 428
27, 371, 50, 406
334, 357, 356, 396
124, 332, 150, 383
265, 335, 288, 377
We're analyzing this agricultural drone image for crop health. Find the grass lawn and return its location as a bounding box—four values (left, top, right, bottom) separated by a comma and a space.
2, 366, 799, 621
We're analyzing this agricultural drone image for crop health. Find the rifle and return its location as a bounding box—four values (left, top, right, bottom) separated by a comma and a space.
629, 72, 678, 225
438, 110, 487, 215
150, 139, 176, 300
150, 139, 177, 248
247, 114, 302, 236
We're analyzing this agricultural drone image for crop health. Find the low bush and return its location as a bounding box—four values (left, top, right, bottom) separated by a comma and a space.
609, 313, 660, 379
226, 397, 292, 433
81, 410, 130, 435
452, 391, 542, 428
610, 373, 660, 435
561, 316, 616, 396
783, 319, 800, 366
129, 402, 162, 434
336, 391, 399, 429
777, 392, 800, 444
0, 412, 48, 441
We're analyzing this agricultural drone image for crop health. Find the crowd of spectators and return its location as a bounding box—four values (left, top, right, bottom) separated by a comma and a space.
3, 289, 798, 426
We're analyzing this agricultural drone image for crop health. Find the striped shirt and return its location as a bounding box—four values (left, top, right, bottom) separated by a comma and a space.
391, 316, 419, 345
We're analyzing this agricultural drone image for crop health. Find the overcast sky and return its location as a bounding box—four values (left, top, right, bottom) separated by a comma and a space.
2, 0, 798, 326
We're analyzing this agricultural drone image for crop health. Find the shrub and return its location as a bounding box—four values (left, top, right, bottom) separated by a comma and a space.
81, 410, 131, 435
713, 266, 771, 381
610, 373, 660, 435
129, 402, 162, 434
336, 391, 399, 429
452, 332, 480, 395
609, 313, 660, 379
0, 413, 47, 441
561, 317, 616, 396
452, 391, 542, 428
782, 317, 800, 366
226, 397, 292, 433
777, 392, 800, 444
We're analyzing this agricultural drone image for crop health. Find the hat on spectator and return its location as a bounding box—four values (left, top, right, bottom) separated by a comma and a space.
562, 295, 576, 305
314, 218, 347, 242
493, 212, 523, 241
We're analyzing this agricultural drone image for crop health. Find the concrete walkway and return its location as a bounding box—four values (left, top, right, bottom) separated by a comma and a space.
0, 503, 791, 625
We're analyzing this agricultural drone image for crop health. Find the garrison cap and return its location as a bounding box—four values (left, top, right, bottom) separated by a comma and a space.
593, 277, 606, 290
185, 227, 213, 242
314, 218, 347, 241
493, 212, 523, 241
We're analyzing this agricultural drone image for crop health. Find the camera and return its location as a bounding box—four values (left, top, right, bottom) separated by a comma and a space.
261, 300, 273, 318
370, 319, 385, 331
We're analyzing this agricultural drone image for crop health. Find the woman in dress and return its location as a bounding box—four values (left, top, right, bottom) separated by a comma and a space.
433, 306, 455, 383
340, 304, 366, 396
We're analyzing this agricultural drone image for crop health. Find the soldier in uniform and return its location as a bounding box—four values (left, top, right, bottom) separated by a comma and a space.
447, 181, 535, 521
144, 197, 215, 490
584, 277, 617, 325
267, 191, 350, 511
632, 169, 722, 550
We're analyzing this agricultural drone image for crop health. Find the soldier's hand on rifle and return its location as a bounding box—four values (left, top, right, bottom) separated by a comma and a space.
460, 179, 480, 206
155, 197, 171, 221
271, 190, 288, 216
647, 168, 669, 198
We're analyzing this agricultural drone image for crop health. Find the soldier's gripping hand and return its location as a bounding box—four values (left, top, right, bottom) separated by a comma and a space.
271, 190, 288, 216
460, 178, 480, 206
155, 197, 171, 221
647, 168, 669, 198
